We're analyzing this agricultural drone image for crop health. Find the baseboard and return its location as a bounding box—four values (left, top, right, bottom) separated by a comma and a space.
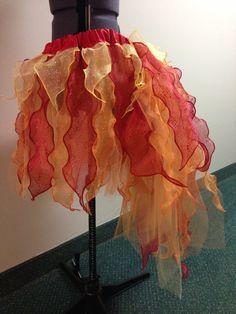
0, 218, 118, 298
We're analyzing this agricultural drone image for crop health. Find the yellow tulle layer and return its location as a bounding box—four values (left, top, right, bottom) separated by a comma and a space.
12, 29, 224, 296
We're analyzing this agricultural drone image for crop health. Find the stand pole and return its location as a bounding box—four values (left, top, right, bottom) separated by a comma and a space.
57, 1, 151, 313
86, 3, 97, 284
88, 198, 97, 282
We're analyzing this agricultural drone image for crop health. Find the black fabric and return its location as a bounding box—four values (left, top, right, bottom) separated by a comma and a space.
49, 0, 120, 40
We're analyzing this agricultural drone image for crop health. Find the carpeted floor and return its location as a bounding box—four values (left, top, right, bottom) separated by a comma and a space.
0, 167, 236, 313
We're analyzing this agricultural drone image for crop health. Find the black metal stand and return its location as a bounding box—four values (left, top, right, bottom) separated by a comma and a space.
61, 199, 150, 314
54, 1, 150, 312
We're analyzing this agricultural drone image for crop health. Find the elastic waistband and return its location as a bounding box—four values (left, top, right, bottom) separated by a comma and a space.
43, 28, 129, 55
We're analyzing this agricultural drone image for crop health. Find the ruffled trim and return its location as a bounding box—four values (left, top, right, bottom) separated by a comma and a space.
13, 29, 224, 296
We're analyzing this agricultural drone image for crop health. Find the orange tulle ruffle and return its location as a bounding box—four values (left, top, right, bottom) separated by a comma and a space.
13, 29, 224, 296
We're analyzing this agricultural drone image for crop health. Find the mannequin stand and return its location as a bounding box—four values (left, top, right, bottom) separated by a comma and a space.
52, 1, 150, 312
61, 198, 150, 314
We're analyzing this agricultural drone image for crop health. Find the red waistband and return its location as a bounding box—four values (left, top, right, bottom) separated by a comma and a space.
43, 28, 129, 55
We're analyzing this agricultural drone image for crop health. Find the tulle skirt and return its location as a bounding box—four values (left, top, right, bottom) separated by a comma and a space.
13, 28, 224, 296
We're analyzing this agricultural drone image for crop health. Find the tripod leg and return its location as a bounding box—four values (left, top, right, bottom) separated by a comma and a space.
72, 253, 83, 279
67, 295, 86, 314
67, 294, 108, 314
102, 272, 150, 299
88, 295, 107, 314
60, 254, 87, 288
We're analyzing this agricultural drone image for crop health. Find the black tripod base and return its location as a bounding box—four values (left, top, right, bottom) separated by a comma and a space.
61, 254, 150, 314
68, 293, 106, 314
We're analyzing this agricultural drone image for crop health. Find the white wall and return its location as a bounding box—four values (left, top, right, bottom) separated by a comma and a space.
120, 0, 236, 171
0, 0, 235, 272
0, 0, 122, 272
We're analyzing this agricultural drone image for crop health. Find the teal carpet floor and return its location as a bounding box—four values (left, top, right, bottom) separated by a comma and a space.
0, 171, 236, 313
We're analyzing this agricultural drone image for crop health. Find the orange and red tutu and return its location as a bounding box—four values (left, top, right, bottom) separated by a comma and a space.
13, 29, 224, 296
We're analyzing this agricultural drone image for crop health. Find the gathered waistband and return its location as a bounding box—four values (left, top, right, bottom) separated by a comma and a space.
43, 28, 129, 55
